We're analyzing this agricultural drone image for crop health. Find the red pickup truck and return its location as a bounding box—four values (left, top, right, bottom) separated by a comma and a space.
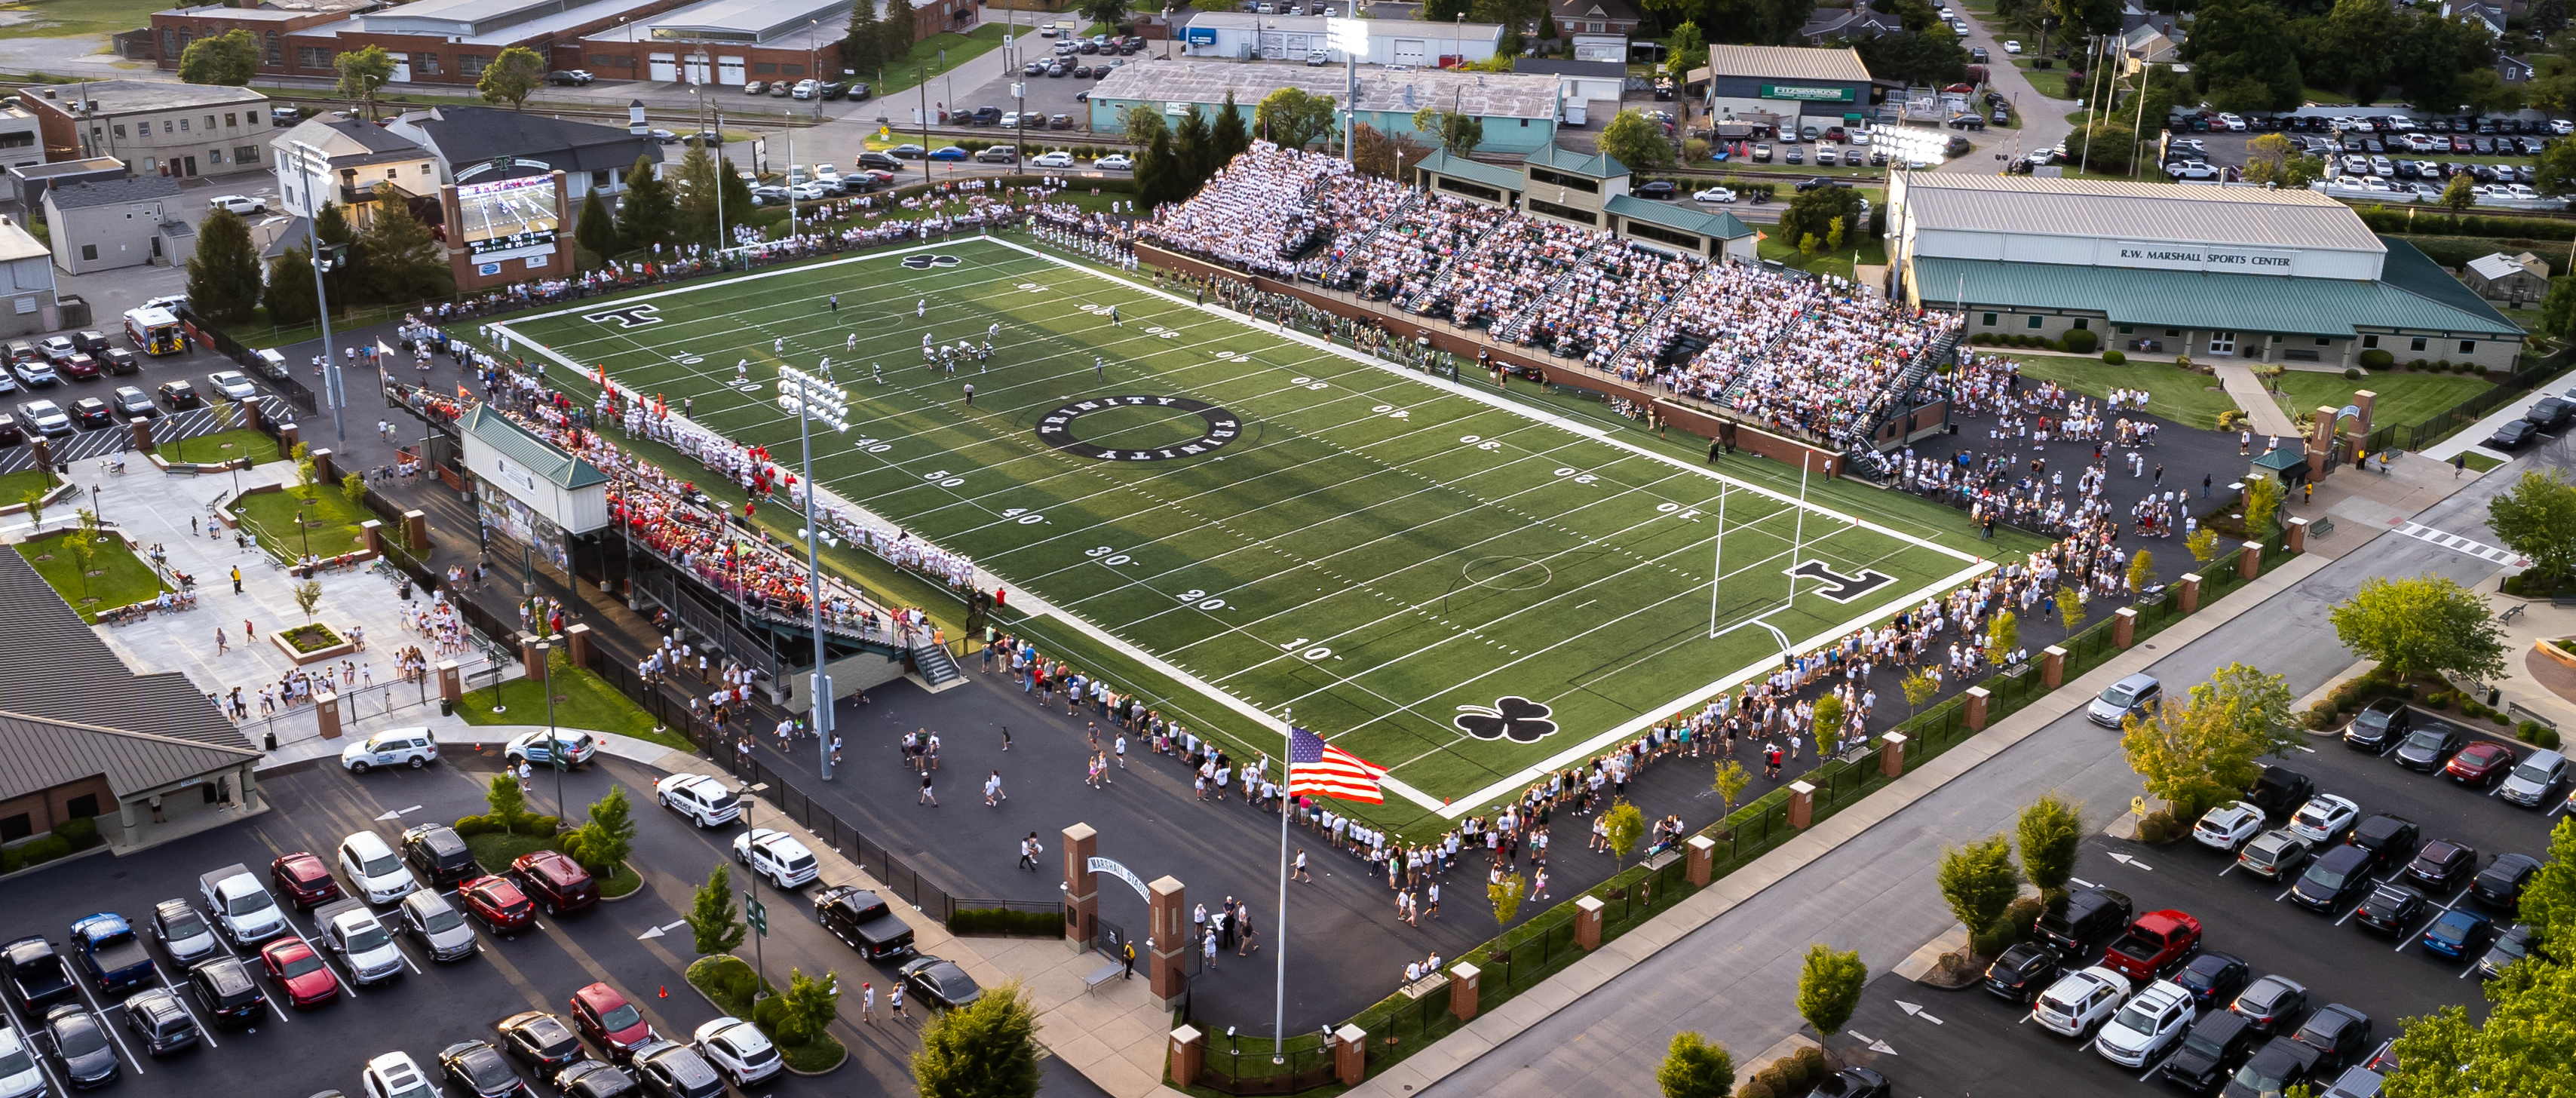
2101, 910, 2202, 982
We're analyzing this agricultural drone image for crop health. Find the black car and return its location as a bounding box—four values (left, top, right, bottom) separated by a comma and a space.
2292, 1004, 2372, 1075
2528, 396, 2576, 431
2393, 726, 2464, 771
122, 986, 201, 1055
2292, 845, 2375, 912
2036, 886, 2132, 959
556, 1061, 639, 1098
187, 956, 265, 1027
1633, 180, 1679, 199
98, 348, 140, 376
629, 1041, 723, 1098
41, 1002, 119, 1089
2341, 699, 2409, 750
1808, 1067, 1888, 1097
2163, 1011, 2262, 1095
68, 396, 109, 428
817, 81, 848, 100
897, 955, 982, 1011
544, 70, 594, 85
497, 1011, 586, 1074
156, 379, 200, 409
969, 106, 1002, 124
2173, 950, 2250, 1008
2, 937, 74, 1014
2476, 922, 2539, 980
1796, 176, 1846, 192
403, 824, 482, 888
2350, 814, 2421, 872
2489, 419, 2542, 449
2225, 1037, 2321, 1098
855, 151, 902, 171
441, 1039, 530, 1098
2473, 852, 2543, 912
0, 412, 20, 445
1982, 941, 2061, 1002
2403, 839, 2478, 892
110, 385, 154, 419
816, 886, 915, 959
70, 330, 109, 354
2352, 883, 2427, 934
2248, 765, 2315, 820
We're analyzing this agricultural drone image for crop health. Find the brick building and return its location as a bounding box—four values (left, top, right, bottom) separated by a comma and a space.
17, 81, 274, 179
576, 0, 970, 87
149, 0, 382, 78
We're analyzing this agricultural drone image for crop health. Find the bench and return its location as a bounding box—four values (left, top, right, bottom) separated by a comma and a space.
1081, 961, 1124, 993
1398, 975, 1449, 1001
2550, 596, 2576, 609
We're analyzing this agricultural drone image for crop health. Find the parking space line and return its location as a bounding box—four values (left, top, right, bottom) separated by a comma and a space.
152, 967, 219, 1050
204, 921, 293, 1024
0, 988, 72, 1097
69, 976, 146, 1075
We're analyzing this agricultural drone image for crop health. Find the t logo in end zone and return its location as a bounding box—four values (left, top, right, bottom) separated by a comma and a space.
584, 304, 663, 329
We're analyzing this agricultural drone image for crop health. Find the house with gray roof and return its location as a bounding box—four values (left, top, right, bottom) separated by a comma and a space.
41, 174, 185, 275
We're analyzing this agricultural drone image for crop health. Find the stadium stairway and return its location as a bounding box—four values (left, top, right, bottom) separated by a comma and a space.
910, 638, 967, 692
1852, 325, 1962, 446
1313, 191, 1421, 289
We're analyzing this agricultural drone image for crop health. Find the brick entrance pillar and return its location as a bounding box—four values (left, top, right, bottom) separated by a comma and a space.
564, 623, 591, 669
2114, 607, 2138, 649
1879, 731, 1907, 777
309, 447, 334, 483
1685, 835, 1715, 886
314, 689, 343, 739
2286, 517, 2308, 554
1167, 1026, 1204, 1087
360, 520, 384, 555
1573, 896, 1604, 949
2238, 541, 2262, 579
1787, 781, 1814, 829
1964, 685, 1991, 731
519, 633, 547, 679
1063, 824, 1098, 953
1449, 962, 1480, 1021
2179, 574, 2201, 613
1148, 876, 1186, 1011
403, 510, 428, 551
2041, 646, 2065, 689
437, 660, 462, 704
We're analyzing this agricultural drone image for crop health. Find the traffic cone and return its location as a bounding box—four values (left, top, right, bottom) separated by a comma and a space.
658, 986, 668, 998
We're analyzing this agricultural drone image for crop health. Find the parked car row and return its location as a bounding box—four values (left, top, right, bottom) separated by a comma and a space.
0, 367, 244, 446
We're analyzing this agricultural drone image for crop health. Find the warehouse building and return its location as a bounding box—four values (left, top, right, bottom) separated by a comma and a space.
1178, 12, 1501, 66
1887, 173, 2525, 370
577, 0, 971, 85
149, 0, 385, 78
1090, 60, 1560, 155
18, 81, 272, 179
242, 0, 698, 87
1692, 44, 1875, 131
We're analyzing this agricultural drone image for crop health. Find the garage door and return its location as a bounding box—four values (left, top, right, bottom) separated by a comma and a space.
649, 53, 676, 81
388, 52, 411, 82
1392, 38, 1425, 64
684, 56, 710, 84
717, 56, 746, 85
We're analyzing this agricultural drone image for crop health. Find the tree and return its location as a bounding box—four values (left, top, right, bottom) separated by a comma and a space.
340, 472, 366, 505
1780, 185, 1864, 255
1811, 694, 1845, 744
1351, 121, 1430, 181
575, 190, 619, 259
1171, 105, 1215, 196
1601, 800, 1644, 866
561, 785, 637, 874
17, 489, 42, 535
336, 46, 396, 120
478, 46, 547, 110
1851, 26, 1970, 87
781, 967, 841, 1042
1936, 834, 2022, 937
1255, 87, 1337, 151
1133, 127, 1179, 211
314, 201, 358, 303
2127, 549, 2156, 596
1210, 90, 1252, 165
689, 862, 747, 955
1119, 103, 1171, 146
1598, 109, 1674, 169
291, 575, 326, 621
1412, 106, 1485, 156
59, 523, 95, 601
2180, 0, 2303, 109
1900, 669, 1938, 716
2050, 0, 2123, 35
2330, 574, 2509, 685
178, 28, 259, 86
2545, 276, 2576, 341
912, 977, 1041, 1098
673, 144, 723, 245
1489, 870, 1527, 925
1796, 945, 1866, 1038
1711, 759, 1750, 816
1079, 0, 1130, 27
186, 209, 262, 324
2016, 793, 2083, 903
2121, 662, 2298, 820
1192, 0, 1238, 11
2185, 526, 2222, 565
2065, 121, 2139, 174
2240, 133, 2323, 189
1665, 20, 1709, 78
2536, 0, 2569, 37
841, 0, 884, 81
1986, 609, 2017, 658
483, 771, 528, 832
1657, 1032, 1735, 1098
264, 246, 319, 327
2492, 470, 2576, 580
616, 155, 676, 253
881, 0, 919, 63
2057, 585, 2087, 633
2541, 134, 2576, 197
359, 197, 449, 304
718, 158, 757, 243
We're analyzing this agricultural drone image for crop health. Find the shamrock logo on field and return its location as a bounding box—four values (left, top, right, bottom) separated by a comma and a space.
901, 254, 962, 269
1454, 697, 1557, 743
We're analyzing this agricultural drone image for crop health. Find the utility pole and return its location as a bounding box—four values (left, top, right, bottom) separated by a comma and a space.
293, 140, 346, 446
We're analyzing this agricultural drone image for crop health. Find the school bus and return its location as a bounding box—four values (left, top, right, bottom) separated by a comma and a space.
124, 306, 184, 355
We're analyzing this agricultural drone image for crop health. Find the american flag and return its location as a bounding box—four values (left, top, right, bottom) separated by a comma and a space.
1288, 727, 1388, 803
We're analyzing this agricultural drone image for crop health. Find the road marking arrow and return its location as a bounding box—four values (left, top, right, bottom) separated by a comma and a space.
1867, 1039, 1898, 1055
2108, 851, 2154, 872
1894, 1001, 1943, 1025
373, 805, 422, 821
637, 919, 688, 941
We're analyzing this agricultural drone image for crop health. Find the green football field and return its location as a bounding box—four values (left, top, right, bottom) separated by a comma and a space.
499, 236, 1987, 815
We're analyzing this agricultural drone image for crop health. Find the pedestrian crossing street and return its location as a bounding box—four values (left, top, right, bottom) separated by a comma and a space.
2388, 519, 2528, 567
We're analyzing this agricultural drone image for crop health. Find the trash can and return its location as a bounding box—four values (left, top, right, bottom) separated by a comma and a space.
440, 698, 454, 716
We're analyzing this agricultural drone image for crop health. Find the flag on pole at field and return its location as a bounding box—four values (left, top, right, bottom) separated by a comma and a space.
1288, 727, 1388, 804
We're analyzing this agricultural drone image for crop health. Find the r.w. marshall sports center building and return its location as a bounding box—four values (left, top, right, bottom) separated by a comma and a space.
1885, 173, 2525, 370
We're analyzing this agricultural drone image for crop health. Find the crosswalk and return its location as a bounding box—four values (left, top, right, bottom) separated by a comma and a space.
2388, 519, 2528, 567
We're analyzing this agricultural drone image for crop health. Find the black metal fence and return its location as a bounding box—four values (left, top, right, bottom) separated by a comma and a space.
186, 311, 320, 413
2358, 351, 2568, 455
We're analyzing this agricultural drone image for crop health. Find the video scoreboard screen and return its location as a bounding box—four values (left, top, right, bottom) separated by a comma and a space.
456, 174, 560, 258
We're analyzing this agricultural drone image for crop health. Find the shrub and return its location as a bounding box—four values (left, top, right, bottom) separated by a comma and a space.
2436, 359, 2455, 372
2535, 725, 2563, 750
52, 817, 98, 848
1788, 1047, 1826, 1090
2476, 363, 2492, 375
2103, 350, 2127, 365
1756, 1063, 1792, 1096
1735, 1081, 1775, 1098
2427, 692, 2451, 710
2305, 700, 2338, 729
2359, 348, 2394, 369
452, 814, 498, 836
2345, 367, 2362, 380
2062, 328, 2099, 354
16, 835, 72, 867
2002, 894, 2047, 934
2136, 811, 2181, 844
1968, 919, 2019, 958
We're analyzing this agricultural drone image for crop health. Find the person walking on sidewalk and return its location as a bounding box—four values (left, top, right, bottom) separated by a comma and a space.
918, 770, 937, 807
1019, 832, 1041, 871
860, 983, 875, 1023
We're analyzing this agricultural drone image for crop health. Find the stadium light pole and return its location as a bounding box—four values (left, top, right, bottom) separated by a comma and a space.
809, 20, 822, 120
293, 140, 345, 445
777, 362, 848, 781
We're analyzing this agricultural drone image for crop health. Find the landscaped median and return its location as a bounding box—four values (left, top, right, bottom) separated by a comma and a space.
683, 955, 848, 1074
1171, 532, 2311, 1098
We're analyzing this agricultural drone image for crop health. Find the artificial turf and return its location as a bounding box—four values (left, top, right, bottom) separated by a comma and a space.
500, 235, 1989, 814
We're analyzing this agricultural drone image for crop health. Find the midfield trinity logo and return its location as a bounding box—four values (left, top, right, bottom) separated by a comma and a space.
583, 303, 662, 329
901, 254, 963, 269
1454, 697, 1558, 743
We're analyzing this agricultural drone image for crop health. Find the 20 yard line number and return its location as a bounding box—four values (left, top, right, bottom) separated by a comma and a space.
1085, 547, 1228, 609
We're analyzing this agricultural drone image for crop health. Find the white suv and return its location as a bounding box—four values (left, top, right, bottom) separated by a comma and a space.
2034, 966, 2131, 1038
2093, 980, 2193, 1067
731, 828, 819, 889
657, 774, 742, 828
692, 1018, 781, 1086
361, 1053, 437, 1098
0, 1026, 44, 1098
342, 728, 437, 773
337, 831, 419, 903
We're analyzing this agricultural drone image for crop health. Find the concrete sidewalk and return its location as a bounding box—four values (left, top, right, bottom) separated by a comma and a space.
2213, 363, 2303, 438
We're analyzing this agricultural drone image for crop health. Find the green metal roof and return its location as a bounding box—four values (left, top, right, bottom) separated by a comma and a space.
1521, 143, 1628, 179
1912, 246, 2522, 339
1603, 193, 1755, 241
1413, 149, 1526, 194
462, 404, 609, 489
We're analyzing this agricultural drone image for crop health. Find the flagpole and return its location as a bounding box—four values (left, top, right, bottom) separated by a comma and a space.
1274, 707, 1292, 1066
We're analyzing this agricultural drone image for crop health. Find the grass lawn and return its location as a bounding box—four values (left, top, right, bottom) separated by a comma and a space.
456, 662, 692, 753
17, 529, 167, 620
2274, 370, 2495, 433
0, 0, 170, 38
0, 468, 55, 507
860, 23, 1010, 99
1757, 235, 1889, 281
2007, 353, 2244, 428
232, 486, 372, 559
463, 830, 644, 898
166, 427, 281, 467
685, 956, 846, 1073
2014, 60, 2078, 99
2463, 451, 2507, 471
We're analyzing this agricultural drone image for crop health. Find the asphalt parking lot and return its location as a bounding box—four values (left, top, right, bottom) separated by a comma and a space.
0, 753, 1105, 1098
1832, 705, 2555, 1097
